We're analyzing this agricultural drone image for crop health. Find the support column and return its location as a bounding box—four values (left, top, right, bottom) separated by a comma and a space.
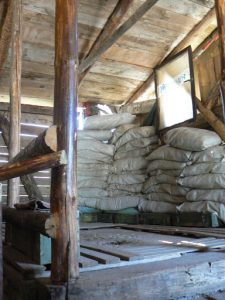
50, 0, 79, 284
7, 0, 22, 207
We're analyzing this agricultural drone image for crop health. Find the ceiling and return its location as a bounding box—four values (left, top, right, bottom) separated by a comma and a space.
0, 0, 218, 107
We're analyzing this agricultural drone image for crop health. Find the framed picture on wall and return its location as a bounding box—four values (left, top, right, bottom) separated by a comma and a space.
155, 46, 196, 131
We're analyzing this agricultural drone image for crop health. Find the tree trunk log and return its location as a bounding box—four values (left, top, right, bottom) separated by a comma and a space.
8, 0, 22, 207
0, 150, 66, 181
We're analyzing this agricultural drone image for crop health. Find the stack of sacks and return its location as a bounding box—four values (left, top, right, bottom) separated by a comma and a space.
171, 128, 225, 222
140, 142, 191, 213
77, 113, 136, 210
106, 125, 160, 211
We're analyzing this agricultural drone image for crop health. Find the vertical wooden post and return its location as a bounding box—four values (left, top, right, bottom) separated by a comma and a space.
50, 0, 79, 284
7, 0, 22, 207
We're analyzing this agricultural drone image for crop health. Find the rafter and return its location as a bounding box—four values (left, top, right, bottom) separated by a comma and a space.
124, 7, 216, 105
79, 0, 158, 74
79, 0, 133, 84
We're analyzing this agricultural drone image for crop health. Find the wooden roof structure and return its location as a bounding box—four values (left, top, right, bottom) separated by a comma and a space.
0, 0, 218, 107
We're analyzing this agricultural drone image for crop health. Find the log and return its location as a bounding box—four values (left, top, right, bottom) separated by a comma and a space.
0, 113, 44, 201
125, 7, 216, 104
79, 0, 158, 73
10, 125, 57, 164
2, 207, 55, 238
51, 0, 79, 283
0, 0, 13, 73
195, 97, 225, 140
79, 0, 133, 83
0, 150, 66, 181
8, 0, 22, 207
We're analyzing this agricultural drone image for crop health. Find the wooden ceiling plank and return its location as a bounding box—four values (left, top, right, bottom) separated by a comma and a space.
79, 0, 158, 74
79, 0, 134, 83
124, 7, 216, 105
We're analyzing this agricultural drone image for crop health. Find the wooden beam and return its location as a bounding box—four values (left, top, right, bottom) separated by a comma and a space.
0, 0, 13, 72
0, 151, 66, 181
0, 113, 44, 201
51, 0, 79, 283
8, 0, 22, 207
215, 0, 225, 83
79, 0, 133, 83
2, 207, 55, 238
79, 0, 158, 74
0, 102, 53, 116
125, 8, 216, 105
195, 97, 225, 140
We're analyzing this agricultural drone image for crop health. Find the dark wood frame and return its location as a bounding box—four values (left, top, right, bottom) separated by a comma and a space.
155, 46, 196, 133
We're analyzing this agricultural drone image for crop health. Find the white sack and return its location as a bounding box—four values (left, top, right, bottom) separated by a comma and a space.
149, 169, 183, 177
84, 113, 136, 130
108, 174, 146, 185
147, 193, 184, 204
77, 150, 113, 163
78, 140, 114, 156
146, 183, 189, 196
142, 175, 178, 192
78, 169, 110, 177
96, 196, 143, 211
186, 189, 225, 203
78, 130, 112, 141
114, 145, 158, 160
110, 124, 138, 144
178, 174, 225, 189
115, 126, 155, 150
147, 160, 186, 173
78, 188, 108, 198
78, 198, 98, 208
112, 157, 148, 173
116, 136, 159, 153
77, 163, 112, 171
107, 190, 132, 197
177, 201, 225, 222
108, 183, 143, 193
190, 146, 225, 163
138, 200, 176, 213
181, 162, 225, 177
78, 175, 107, 182
146, 145, 191, 162
77, 179, 107, 189
164, 127, 221, 151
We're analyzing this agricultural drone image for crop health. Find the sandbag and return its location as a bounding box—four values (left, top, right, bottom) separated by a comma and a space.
96, 196, 143, 211
77, 179, 107, 189
138, 200, 176, 213
120, 169, 146, 175
147, 160, 186, 173
78, 140, 114, 156
178, 174, 225, 189
181, 162, 225, 177
108, 183, 143, 193
84, 113, 136, 130
145, 183, 189, 196
177, 201, 225, 222
112, 157, 148, 173
108, 174, 146, 185
142, 175, 178, 192
77, 163, 112, 171
115, 126, 155, 150
164, 127, 221, 151
77, 150, 113, 163
107, 190, 132, 197
146, 145, 191, 162
78, 130, 112, 141
110, 124, 138, 144
78, 198, 98, 208
186, 189, 225, 203
78, 188, 108, 198
146, 193, 184, 204
114, 145, 158, 160
116, 136, 159, 153
149, 169, 183, 177
77, 169, 110, 177
78, 175, 107, 182
190, 145, 225, 163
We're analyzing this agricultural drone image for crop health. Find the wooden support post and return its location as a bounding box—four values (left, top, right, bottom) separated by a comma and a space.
79, 0, 158, 73
0, 113, 44, 201
79, 0, 133, 83
0, 150, 66, 181
8, 0, 22, 207
2, 207, 55, 238
51, 0, 79, 283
